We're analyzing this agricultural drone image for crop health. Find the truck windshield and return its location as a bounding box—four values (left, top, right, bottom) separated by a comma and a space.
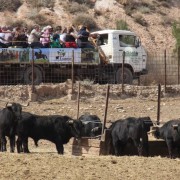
119, 35, 136, 47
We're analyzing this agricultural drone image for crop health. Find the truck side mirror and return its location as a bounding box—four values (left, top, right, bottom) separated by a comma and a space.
135, 38, 140, 48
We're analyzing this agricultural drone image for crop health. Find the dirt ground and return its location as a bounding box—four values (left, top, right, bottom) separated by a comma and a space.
0, 85, 180, 180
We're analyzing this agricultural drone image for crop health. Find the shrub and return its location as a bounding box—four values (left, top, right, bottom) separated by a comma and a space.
160, 2, 171, 8
134, 14, 148, 27
30, 14, 54, 26
116, 20, 129, 30
138, 6, 151, 14
72, 13, 97, 30
68, 0, 94, 8
172, 21, 180, 50
124, 2, 139, 16
6, 19, 27, 27
26, 9, 39, 19
94, 9, 103, 16
116, 0, 131, 5
161, 16, 173, 26
0, 0, 22, 12
27, 0, 55, 8
123, 0, 156, 16
64, 2, 88, 14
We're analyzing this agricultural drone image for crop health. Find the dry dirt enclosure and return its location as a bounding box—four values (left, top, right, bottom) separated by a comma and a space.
0, 83, 180, 179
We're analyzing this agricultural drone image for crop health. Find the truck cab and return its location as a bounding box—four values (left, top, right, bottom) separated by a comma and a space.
91, 30, 147, 84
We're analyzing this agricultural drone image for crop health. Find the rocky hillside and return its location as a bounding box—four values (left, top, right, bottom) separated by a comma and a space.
0, 0, 180, 52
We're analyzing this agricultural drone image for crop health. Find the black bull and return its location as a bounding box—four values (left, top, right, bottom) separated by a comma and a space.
79, 114, 103, 137
16, 112, 84, 154
0, 103, 22, 152
151, 119, 180, 158
110, 116, 153, 156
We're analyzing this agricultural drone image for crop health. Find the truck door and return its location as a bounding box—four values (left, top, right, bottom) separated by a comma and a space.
97, 33, 112, 63
117, 34, 145, 73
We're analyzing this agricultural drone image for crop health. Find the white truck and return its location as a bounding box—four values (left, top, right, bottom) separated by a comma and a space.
0, 29, 147, 85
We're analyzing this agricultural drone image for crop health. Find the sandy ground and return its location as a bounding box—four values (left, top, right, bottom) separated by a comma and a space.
0, 95, 180, 180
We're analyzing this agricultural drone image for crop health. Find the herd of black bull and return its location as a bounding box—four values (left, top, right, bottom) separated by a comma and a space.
0, 103, 180, 158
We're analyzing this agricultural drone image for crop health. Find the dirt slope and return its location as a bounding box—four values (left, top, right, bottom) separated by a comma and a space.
0, 0, 180, 51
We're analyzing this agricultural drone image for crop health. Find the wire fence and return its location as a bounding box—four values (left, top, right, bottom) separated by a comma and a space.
140, 49, 180, 87
0, 47, 179, 90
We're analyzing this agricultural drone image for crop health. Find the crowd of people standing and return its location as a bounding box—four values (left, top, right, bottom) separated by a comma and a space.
0, 24, 94, 49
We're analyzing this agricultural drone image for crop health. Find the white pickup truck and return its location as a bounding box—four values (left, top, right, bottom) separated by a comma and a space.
91, 29, 147, 84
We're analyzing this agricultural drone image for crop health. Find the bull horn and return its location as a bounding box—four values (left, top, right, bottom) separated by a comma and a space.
147, 129, 156, 134
6, 102, 12, 107
153, 124, 161, 127
172, 124, 178, 129
67, 120, 74, 124
21, 102, 30, 107
91, 127, 99, 133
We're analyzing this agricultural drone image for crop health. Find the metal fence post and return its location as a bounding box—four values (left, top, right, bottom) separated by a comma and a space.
71, 50, 74, 93
101, 84, 110, 136
32, 49, 35, 93
122, 51, 125, 94
164, 49, 167, 93
77, 82, 80, 119
157, 84, 161, 125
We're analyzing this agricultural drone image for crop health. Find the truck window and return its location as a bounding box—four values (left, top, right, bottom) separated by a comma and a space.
119, 35, 136, 47
98, 34, 108, 45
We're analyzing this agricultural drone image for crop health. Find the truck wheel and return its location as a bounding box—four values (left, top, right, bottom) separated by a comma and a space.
24, 67, 42, 85
116, 67, 133, 84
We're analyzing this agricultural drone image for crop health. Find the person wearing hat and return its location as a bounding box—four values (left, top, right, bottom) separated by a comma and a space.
40, 25, 53, 48
28, 25, 43, 48
76, 24, 94, 48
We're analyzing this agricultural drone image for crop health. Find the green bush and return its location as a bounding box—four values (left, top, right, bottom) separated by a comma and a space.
72, 13, 97, 30
0, 0, 22, 12
116, 20, 129, 30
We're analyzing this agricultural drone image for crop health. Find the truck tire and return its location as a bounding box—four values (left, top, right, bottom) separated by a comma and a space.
24, 67, 43, 85
116, 67, 133, 84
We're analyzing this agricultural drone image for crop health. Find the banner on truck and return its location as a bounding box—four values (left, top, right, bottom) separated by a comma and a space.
0, 48, 29, 63
29, 48, 81, 63
49, 48, 81, 63
29, 48, 49, 63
